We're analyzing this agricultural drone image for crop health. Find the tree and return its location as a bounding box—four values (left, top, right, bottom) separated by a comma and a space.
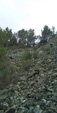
41, 25, 52, 41
52, 26, 56, 36
18, 29, 37, 47
18, 29, 28, 47
5, 27, 13, 46
0, 27, 7, 47
9, 35, 17, 46
5, 27, 17, 47
27, 29, 36, 46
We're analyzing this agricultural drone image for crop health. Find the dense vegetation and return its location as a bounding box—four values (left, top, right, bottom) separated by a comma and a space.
0, 25, 56, 48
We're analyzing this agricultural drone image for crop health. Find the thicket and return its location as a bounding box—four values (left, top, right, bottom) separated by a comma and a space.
0, 45, 7, 63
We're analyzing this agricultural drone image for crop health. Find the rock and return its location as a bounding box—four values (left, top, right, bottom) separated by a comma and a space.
0, 110, 4, 113
39, 51, 43, 54
28, 69, 40, 79
41, 74, 44, 77
50, 43, 54, 47
0, 94, 8, 100
5, 106, 16, 113
2, 102, 9, 108
47, 88, 54, 92
46, 101, 51, 106
6, 108, 15, 113
42, 98, 47, 103
9, 54, 14, 59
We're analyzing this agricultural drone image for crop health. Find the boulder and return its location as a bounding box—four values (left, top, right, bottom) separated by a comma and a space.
9, 54, 14, 59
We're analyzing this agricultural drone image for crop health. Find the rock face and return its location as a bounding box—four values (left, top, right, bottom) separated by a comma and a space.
0, 37, 57, 113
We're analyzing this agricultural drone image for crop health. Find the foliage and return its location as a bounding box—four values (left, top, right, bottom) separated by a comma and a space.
9, 36, 17, 46
27, 29, 36, 46
52, 26, 55, 35
32, 51, 38, 59
0, 25, 56, 48
46, 50, 50, 54
0, 65, 16, 87
21, 49, 33, 70
5, 27, 17, 47
41, 25, 52, 40
0, 27, 17, 47
18, 29, 36, 47
39, 52, 44, 57
0, 46, 7, 62
0, 28, 6, 46
18, 29, 28, 47
5, 27, 12, 41
38, 39, 47, 46
0, 68, 11, 85
22, 50, 32, 60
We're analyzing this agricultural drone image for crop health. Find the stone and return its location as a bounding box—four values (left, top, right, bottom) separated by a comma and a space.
0, 110, 4, 113
6, 108, 15, 113
5, 105, 16, 113
9, 54, 14, 59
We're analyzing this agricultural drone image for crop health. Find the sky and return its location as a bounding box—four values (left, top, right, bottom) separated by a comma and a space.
0, 0, 57, 35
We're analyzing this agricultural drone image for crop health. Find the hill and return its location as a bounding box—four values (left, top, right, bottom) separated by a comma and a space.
0, 36, 57, 113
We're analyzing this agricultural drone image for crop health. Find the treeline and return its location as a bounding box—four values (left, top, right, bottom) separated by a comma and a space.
0, 25, 56, 48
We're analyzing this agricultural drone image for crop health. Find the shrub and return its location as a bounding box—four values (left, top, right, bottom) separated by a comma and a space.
0, 68, 11, 88
32, 51, 38, 59
0, 45, 7, 62
22, 50, 32, 60
0, 66, 16, 89
46, 50, 50, 54
39, 52, 44, 57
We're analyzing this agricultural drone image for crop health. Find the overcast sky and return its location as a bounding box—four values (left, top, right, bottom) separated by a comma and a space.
0, 0, 57, 35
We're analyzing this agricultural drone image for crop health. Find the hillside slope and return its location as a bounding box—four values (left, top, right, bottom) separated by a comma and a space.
0, 36, 57, 113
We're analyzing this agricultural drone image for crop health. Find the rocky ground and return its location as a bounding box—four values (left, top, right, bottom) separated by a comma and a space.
0, 37, 57, 113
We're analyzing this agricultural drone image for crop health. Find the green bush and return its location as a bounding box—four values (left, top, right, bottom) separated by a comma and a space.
46, 50, 50, 54
0, 68, 11, 85
22, 50, 32, 60
0, 66, 16, 88
32, 51, 38, 59
39, 52, 44, 57
0, 46, 7, 62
